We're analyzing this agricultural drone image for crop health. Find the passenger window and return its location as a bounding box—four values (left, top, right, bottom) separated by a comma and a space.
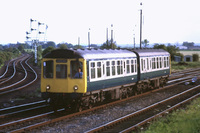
43, 60, 53, 78
56, 64, 67, 78
131, 60, 134, 73
97, 62, 101, 78
117, 60, 123, 75
71, 61, 83, 79
150, 59, 152, 69
157, 57, 159, 69
91, 62, 95, 79
167, 57, 169, 67
160, 57, 162, 68
152, 58, 155, 69
164, 57, 166, 67
126, 60, 130, 74
106, 61, 110, 76
112, 61, 116, 76
141, 59, 143, 71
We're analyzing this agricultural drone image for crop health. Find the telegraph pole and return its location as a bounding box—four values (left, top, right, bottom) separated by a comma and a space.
106, 28, 108, 47
133, 33, 135, 49
88, 28, 90, 48
111, 24, 113, 49
133, 25, 136, 49
78, 37, 80, 46
140, 2, 142, 49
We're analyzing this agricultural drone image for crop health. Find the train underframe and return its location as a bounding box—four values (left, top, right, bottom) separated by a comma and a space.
43, 75, 169, 112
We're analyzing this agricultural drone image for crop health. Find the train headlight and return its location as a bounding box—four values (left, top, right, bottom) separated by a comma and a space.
46, 85, 50, 90
74, 85, 78, 91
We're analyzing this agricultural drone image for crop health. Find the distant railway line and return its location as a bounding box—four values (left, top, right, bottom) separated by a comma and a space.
0, 68, 199, 132
0, 54, 37, 95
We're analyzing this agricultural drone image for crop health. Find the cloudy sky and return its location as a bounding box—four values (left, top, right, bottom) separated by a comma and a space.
0, 0, 200, 46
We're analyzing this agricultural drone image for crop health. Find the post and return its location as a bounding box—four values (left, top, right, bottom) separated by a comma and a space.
88, 28, 90, 48
106, 28, 108, 47
34, 40, 38, 64
111, 24, 113, 49
133, 33, 135, 49
78, 37, 80, 46
140, 2, 142, 49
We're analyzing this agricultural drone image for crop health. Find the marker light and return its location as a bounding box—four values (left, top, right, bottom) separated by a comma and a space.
46, 85, 50, 90
74, 86, 78, 90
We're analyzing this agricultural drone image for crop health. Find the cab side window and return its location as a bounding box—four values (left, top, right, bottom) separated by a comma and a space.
71, 61, 83, 79
43, 60, 53, 78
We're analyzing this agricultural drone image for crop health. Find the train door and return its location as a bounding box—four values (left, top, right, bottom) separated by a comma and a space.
54, 59, 68, 92
149, 57, 152, 74
68, 59, 87, 93
141, 58, 147, 80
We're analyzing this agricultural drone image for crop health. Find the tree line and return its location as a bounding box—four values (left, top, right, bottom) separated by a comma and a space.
0, 46, 24, 67
1, 39, 197, 67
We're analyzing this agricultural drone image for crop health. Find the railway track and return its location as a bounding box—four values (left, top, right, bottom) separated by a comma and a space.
169, 68, 200, 80
0, 100, 46, 118
0, 55, 26, 85
0, 60, 11, 79
0, 55, 37, 95
86, 84, 200, 133
0, 71, 199, 133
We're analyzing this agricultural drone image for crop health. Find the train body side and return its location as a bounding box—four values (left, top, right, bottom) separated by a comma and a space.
40, 48, 170, 108
133, 49, 170, 81
86, 58, 138, 92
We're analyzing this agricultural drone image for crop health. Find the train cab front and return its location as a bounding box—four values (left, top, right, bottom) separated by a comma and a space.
41, 58, 87, 109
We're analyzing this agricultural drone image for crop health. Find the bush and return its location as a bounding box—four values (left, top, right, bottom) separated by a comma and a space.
0, 48, 21, 66
193, 54, 199, 62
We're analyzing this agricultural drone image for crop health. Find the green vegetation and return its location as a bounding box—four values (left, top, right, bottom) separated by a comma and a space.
171, 61, 200, 72
0, 47, 21, 68
142, 97, 200, 133
153, 44, 182, 61
101, 39, 118, 49
142, 39, 149, 48
42, 46, 54, 57
193, 54, 199, 62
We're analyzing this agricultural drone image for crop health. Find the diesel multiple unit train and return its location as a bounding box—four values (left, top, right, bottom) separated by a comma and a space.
41, 48, 170, 111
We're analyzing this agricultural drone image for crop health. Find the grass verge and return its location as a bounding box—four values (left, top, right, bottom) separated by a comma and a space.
171, 61, 200, 72
141, 97, 200, 133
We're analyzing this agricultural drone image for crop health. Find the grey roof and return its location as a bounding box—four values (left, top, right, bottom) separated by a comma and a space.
132, 49, 170, 57
75, 49, 137, 60
43, 48, 170, 59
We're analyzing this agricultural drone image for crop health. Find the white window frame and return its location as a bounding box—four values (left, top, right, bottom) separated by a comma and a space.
89, 58, 137, 82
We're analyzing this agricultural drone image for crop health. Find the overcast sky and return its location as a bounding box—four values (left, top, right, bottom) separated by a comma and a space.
0, 0, 200, 46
